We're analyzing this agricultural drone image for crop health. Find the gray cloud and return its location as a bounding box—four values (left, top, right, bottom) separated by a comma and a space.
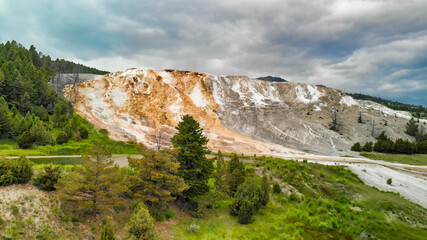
0, 0, 426, 105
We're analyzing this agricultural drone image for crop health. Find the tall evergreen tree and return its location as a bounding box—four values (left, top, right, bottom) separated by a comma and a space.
214, 150, 229, 194
127, 146, 188, 204
57, 142, 123, 215
228, 154, 245, 193
171, 115, 214, 199
0, 97, 12, 137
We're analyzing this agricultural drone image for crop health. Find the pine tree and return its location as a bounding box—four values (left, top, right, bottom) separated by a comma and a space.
171, 115, 213, 199
362, 141, 373, 152
125, 203, 155, 240
0, 97, 12, 137
260, 176, 270, 206
100, 217, 117, 240
214, 150, 229, 194
351, 142, 361, 152
228, 154, 245, 193
405, 118, 419, 136
57, 142, 123, 215
127, 146, 188, 204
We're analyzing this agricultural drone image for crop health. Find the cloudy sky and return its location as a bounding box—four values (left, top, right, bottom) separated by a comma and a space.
1, 0, 426, 105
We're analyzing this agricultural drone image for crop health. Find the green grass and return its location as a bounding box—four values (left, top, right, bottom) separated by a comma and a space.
30, 157, 82, 165
360, 152, 427, 165
169, 158, 427, 239
0, 122, 140, 156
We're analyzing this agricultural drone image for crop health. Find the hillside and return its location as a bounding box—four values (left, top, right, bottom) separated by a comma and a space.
348, 93, 427, 119
64, 68, 424, 156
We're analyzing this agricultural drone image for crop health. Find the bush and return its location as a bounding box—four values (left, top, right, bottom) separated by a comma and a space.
33, 165, 62, 191
0, 157, 33, 186
149, 204, 176, 222
17, 130, 34, 149
100, 217, 116, 240
56, 131, 69, 144
79, 126, 89, 139
238, 199, 255, 224
187, 223, 199, 233
125, 203, 155, 240
273, 183, 282, 194
387, 178, 392, 185
351, 142, 361, 152
362, 141, 373, 152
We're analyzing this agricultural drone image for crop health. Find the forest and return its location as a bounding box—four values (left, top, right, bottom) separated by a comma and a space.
0, 41, 109, 151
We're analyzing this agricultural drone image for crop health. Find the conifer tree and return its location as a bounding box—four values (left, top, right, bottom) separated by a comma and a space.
405, 118, 419, 136
127, 146, 188, 204
260, 176, 270, 206
57, 142, 123, 215
214, 150, 229, 194
171, 115, 213, 199
125, 203, 155, 240
100, 217, 117, 240
228, 154, 245, 193
0, 97, 12, 137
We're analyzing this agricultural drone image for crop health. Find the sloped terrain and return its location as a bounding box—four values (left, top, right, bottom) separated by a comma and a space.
64, 68, 422, 156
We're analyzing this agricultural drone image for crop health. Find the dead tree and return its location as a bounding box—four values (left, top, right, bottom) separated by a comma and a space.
155, 130, 163, 151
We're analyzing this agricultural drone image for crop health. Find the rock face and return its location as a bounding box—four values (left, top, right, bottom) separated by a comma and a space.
64, 68, 421, 156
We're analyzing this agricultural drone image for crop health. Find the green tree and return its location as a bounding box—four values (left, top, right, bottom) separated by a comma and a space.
100, 217, 117, 240
228, 154, 245, 193
260, 176, 270, 206
56, 131, 69, 144
362, 141, 373, 152
238, 199, 255, 224
351, 142, 361, 152
0, 97, 12, 137
17, 130, 34, 149
33, 164, 62, 191
214, 150, 229, 194
127, 146, 188, 204
405, 118, 419, 136
30, 121, 53, 146
171, 115, 213, 199
79, 125, 89, 139
57, 142, 123, 215
125, 203, 155, 240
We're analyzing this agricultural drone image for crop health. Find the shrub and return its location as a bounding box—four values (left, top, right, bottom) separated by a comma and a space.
238, 199, 255, 224
149, 203, 176, 222
273, 183, 282, 194
351, 142, 361, 152
362, 141, 373, 152
0, 157, 33, 186
387, 178, 392, 185
17, 130, 34, 149
187, 223, 199, 233
79, 126, 89, 139
56, 131, 69, 144
100, 217, 116, 240
33, 165, 62, 191
125, 203, 155, 240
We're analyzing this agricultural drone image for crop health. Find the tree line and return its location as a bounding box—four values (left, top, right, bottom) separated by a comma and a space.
0, 41, 99, 148
348, 93, 427, 119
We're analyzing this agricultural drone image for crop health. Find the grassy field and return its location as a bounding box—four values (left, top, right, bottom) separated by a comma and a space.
169, 158, 427, 239
360, 152, 427, 165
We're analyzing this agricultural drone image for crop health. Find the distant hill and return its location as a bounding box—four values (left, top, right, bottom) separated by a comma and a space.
256, 76, 287, 82
348, 93, 427, 119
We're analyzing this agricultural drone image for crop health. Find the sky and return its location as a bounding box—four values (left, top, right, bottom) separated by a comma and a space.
0, 0, 426, 105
